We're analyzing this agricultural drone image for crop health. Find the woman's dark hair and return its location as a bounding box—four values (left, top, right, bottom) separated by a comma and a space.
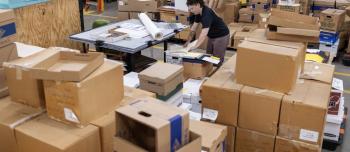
186, 0, 204, 7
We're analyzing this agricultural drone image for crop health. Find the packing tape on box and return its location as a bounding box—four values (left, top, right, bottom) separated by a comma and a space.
9, 111, 44, 129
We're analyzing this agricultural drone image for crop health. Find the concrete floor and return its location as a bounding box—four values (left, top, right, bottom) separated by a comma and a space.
83, 2, 350, 151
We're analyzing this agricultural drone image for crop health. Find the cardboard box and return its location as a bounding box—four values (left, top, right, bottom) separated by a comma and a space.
275, 136, 321, 152
267, 9, 320, 42
223, 2, 240, 24
0, 9, 16, 48
139, 62, 184, 96
320, 9, 346, 31
299, 0, 311, 14
115, 98, 190, 152
200, 55, 243, 126
301, 62, 335, 84
15, 114, 101, 152
239, 86, 283, 135
189, 120, 227, 152
31, 51, 104, 82
226, 126, 236, 152
118, 0, 158, 12
235, 127, 275, 152
3, 48, 60, 108
325, 96, 344, 141
239, 8, 255, 23
116, 11, 130, 21
0, 97, 44, 152
183, 61, 213, 80
113, 131, 201, 152
320, 30, 339, 45
236, 39, 303, 93
279, 80, 331, 145
44, 59, 124, 127
277, 3, 301, 13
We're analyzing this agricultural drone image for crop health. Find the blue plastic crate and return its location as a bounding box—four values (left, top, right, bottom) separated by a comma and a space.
320, 31, 339, 45
0, 0, 48, 9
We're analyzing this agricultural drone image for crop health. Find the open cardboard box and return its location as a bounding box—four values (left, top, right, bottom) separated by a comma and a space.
114, 131, 201, 152
115, 98, 190, 152
31, 51, 104, 82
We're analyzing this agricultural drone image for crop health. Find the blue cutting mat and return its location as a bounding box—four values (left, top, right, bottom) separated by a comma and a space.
0, 0, 48, 9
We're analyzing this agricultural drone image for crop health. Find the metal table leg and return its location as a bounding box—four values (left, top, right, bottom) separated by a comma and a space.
163, 40, 168, 62
126, 53, 136, 72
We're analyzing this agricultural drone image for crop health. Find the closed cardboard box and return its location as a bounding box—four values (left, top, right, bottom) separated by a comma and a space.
0, 9, 16, 48
15, 114, 101, 152
201, 55, 243, 126
236, 39, 303, 93
267, 9, 320, 43
44, 60, 124, 127
139, 62, 184, 96
0, 97, 44, 152
3, 48, 60, 108
235, 127, 275, 152
183, 61, 213, 80
279, 80, 331, 145
31, 51, 104, 82
115, 98, 190, 152
189, 120, 227, 152
275, 136, 321, 152
223, 2, 239, 24
320, 9, 346, 31
239, 86, 283, 135
118, 0, 158, 12
116, 11, 130, 21
226, 126, 236, 152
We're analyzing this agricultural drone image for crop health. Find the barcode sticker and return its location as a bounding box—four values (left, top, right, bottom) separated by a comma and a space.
64, 108, 80, 123
299, 129, 319, 143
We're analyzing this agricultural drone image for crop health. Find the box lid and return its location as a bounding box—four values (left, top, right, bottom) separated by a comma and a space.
189, 120, 227, 151
0, 43, 18, 67
283, 80, 331, 109
139, 62, 184, 84
31, 50, 105, 82
238, 40, 300, 57
322, 9, 346, 15
0, 9, 15, 23
301, 62, 335, 84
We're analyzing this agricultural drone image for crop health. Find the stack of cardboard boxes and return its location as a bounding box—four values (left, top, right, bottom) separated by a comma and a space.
319, 8, 346, 58
0, 46, 128, 152
200, 31, 335, 151
238, 0, 271, 24
0, 9, 18, 98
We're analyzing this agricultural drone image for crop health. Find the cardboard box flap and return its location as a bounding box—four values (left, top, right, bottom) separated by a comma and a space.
139, 62, 184, 84
283, 80, 331, 109
238, 40, 300, 57
175, 132, 201, 152
245, 38, 305, 49
80, 59, 123, 83
322, 9, 345, 15
269, 9, 320, 30
31, 51, 105, 81
15, 114, 100, 150
3, 49, 59, 68
266, 30, 320, 43
277, 27, 320, 37
301, 62, 334, 84
0, 43, 18, 66
0, 9, 15, 22
0, 97, 44, 127
189, 120, 227, 151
